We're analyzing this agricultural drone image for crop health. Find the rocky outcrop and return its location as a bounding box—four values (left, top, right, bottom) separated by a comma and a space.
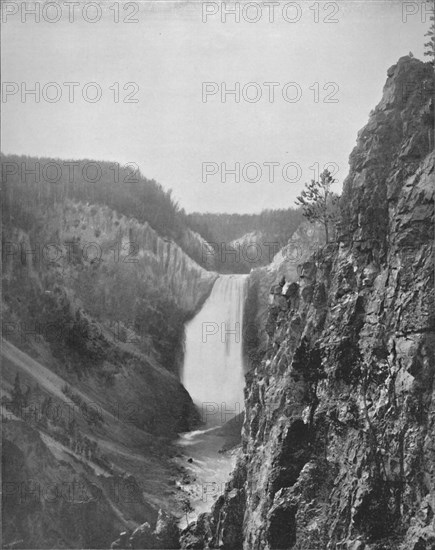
184, 57, 434, 550
111, 510, 179, 549
243, 221, 325, 366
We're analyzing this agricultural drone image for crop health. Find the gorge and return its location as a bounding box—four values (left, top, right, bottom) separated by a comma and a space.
1, 54, 434, 550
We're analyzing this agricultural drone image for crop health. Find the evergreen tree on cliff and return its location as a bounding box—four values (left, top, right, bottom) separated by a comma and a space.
295, 169, 340, 243
11, 373, 23, 414
424, 10, 434, 61
181, 497, 194, 526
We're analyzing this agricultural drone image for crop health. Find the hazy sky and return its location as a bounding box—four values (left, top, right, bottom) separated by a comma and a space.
1, 1, 430, 213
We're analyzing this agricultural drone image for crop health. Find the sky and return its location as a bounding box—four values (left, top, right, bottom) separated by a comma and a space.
1, 0, 431, 213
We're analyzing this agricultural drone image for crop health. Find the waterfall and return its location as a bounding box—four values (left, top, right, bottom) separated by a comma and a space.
182, 274, 248, 426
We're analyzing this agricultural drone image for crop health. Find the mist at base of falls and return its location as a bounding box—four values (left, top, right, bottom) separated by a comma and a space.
182, 274, 249, 426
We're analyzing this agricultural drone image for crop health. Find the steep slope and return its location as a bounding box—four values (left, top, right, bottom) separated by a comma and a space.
182, 56, 434, 550
1, 162, 218, 547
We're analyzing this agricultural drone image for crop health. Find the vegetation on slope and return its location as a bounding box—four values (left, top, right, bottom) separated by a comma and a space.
187, 208, 304, 250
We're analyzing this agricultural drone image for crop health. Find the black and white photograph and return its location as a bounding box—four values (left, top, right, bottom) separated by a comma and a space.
1, 1, 434, 548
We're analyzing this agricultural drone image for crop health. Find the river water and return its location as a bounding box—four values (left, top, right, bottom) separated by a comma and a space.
177, 274, 248, 525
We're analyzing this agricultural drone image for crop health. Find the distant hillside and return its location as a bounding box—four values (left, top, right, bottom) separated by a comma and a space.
2, 154, 306, 274
187, 209, 304, 273
1, 153, 212, 269
187, 209, 304, 245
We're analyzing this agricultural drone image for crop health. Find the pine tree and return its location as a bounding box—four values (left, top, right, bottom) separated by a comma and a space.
424, 11, 434, 61
181, 497, 194, 526
11, 373, 23, 414
295, 169, 340, 243
23, 385, 31, 407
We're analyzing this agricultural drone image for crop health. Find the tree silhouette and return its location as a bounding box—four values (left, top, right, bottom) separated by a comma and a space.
295, 169, 340, 243
181, 497, 194, 526
424, 10, 434, 61
11, 373, 24, 414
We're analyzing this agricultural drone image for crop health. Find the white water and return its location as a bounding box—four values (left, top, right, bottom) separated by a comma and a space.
175, 426, 238, 528
182, 274, 248, 426
176, 275, 248, 526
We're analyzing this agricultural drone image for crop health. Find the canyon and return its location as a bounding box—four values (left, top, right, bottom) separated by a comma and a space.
2, 55, 434, 550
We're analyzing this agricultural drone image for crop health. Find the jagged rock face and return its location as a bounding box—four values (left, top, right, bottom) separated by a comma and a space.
186, 57, 434, 550
244, 222, 325, 362
340, 56, 434, 251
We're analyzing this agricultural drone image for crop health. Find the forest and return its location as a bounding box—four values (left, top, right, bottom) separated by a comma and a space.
186, 209, 304, 249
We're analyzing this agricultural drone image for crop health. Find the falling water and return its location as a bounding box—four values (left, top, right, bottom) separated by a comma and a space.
182, 274, 248, 426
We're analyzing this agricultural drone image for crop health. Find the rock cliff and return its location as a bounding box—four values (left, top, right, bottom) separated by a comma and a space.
244, 221, 325, 366
182, 56, 434, 550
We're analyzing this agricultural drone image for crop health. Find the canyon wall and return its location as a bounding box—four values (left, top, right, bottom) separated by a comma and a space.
244, 221, 325, 366
2, 194, 217, 547
182, 56, 434, 550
